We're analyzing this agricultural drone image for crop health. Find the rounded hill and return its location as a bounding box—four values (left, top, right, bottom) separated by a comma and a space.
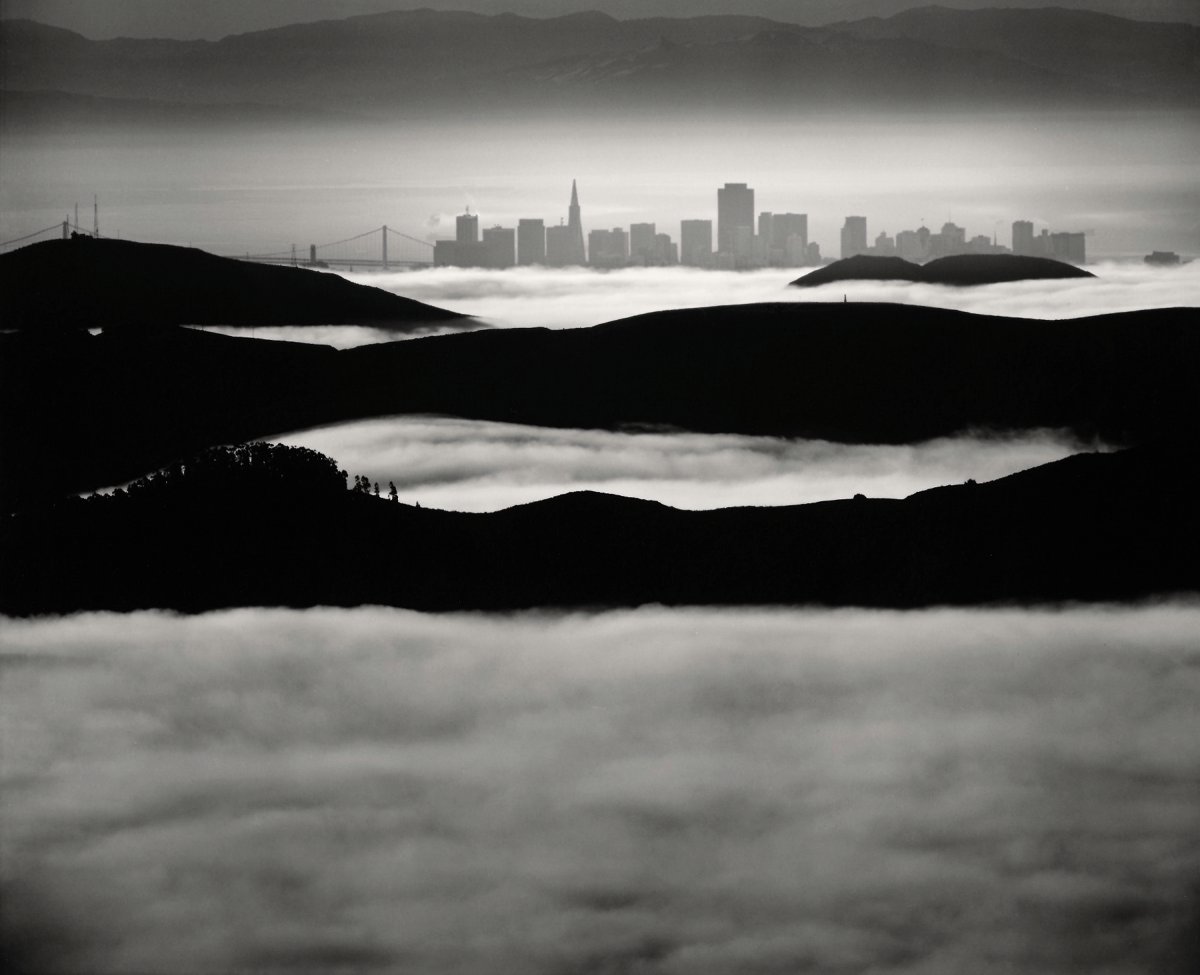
791, 253, 1093, 288
0, 236, 469, 330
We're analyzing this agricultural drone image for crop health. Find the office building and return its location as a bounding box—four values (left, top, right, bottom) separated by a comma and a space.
655, 232, 678, 265
1012, 220, 1034, 256
680, 219, 713, 267
588, 227, 629, 267
518, 219, 546, 265
545, 223, 575, 266
938, 221, 966, 256
456, 212, 479, 244
895, 229, 926, 262
718, 183, 755, 263
482, 225, 515, 269
629, 223, 657, 264
1049, 231, 1086, 265
840, 216, 868, 258
771, 213, 808, 266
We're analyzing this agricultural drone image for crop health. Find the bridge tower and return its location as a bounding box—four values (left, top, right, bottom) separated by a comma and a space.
382, 225, 389, 271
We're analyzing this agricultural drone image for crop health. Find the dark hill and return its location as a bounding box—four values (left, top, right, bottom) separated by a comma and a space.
2, 444, 1194, 615
792, 254, 1094, 287
791, 255, 925, 286
921, 254, 1095, 284
4, 302, 1198, 510
0, 236, 468, 330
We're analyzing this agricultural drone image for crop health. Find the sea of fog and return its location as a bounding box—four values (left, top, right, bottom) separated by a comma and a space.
274, 420, 1098, 511
4, 605, 1198, 974
189, 260, 1200, 348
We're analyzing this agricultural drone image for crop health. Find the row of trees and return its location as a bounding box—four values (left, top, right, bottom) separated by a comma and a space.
352, 475, 399, 501
97, 443, 404, 503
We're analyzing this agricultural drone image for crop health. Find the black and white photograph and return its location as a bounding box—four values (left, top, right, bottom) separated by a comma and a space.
1, 1, 1198, 971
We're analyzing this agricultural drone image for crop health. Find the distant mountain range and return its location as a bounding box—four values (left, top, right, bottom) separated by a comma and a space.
2, 2, 1197, 40
2, 6, 1195, 120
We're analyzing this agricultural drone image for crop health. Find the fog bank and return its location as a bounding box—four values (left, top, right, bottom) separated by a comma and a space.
183, 262, 1200, 348
276, 420, 1095, 511
354, 261, 1200, 332
3, 605, 1198, 974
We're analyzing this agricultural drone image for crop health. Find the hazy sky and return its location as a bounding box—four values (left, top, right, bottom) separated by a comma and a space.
4, 112, 1197, 259
4, 604, 1198, 973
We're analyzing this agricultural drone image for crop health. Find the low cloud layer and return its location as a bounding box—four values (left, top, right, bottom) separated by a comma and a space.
276, 419, 1094, 511
360, 261, 1198, 332
3, 605, 1198, 974
189, 262, 1198, 347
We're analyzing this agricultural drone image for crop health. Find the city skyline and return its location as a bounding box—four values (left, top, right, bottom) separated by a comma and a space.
432, 179, 1090, 269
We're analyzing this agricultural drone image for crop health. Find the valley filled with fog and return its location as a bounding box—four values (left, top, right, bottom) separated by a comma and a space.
4, 605, 1198, 974
182, 261, 1200, 349
276, 420, 1096, 512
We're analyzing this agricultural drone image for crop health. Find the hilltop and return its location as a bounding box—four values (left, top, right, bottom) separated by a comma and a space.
791, 254, 1094, 287
0, 236, 468, 330
4, 301, 1198, 511
2, 442, 1195, 614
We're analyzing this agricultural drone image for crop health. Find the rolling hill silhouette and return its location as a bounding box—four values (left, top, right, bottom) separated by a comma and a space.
0, 236, 468, 330
791, 254, 1094, 287
4, 302, 1197, 511
2, 442, 1194, 615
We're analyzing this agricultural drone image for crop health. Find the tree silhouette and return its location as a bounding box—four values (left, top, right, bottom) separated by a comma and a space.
119, 442, 347, 499
389, 481, 398, 502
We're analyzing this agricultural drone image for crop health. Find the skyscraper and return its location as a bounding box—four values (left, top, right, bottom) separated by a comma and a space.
518, 218, 546, 265
1012, 220, 1034, 256
565, 179, 586, 266
588, 228, 629, 267
456, 212, 479, 244
771, 213, 808, 253
840, 216, 867, 259
718, 183, 754, 263
482, 225, 515, 269
629, 223, 657, 264
545, 223, 574, 266
1049, 231, 1086, 264
680, 219, 713, 267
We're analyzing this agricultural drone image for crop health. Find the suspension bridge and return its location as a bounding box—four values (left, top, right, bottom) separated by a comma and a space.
233, 226, 433, 270
0, 221, 434, 270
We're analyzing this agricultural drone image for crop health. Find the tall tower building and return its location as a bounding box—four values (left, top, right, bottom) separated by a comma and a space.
718, 183, 754, 262
840, 216, 868, 259
680, 219, 713, 267
518, 219, 546, 265
482, 226, 516, 269
629, 223, 657, 263
566, 179, 586, 265
456, 212, 479, 244
1012, 220, 1034, 256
